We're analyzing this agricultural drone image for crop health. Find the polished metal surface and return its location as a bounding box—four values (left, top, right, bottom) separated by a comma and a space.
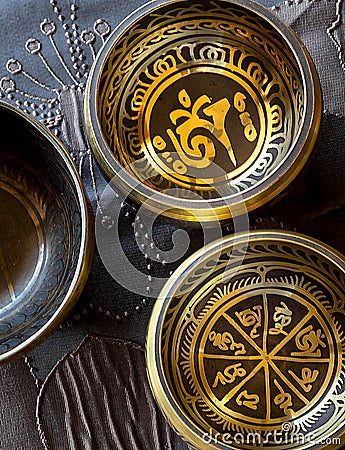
147, 231, 345, 449
85, 0, 322, 224
0, 101, 93, 363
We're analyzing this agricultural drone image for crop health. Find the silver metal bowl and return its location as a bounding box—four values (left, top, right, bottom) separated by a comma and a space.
0, 101, 93, 363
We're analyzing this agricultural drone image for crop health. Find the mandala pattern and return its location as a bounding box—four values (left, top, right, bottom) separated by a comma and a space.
181, 274, 341, 431
158, 236, 345, 448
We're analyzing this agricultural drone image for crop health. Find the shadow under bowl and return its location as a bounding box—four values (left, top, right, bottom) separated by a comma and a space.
0, 101, 93, 363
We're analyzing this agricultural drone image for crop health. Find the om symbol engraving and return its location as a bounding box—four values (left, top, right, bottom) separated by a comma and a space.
0, 187, 41, 307
152, 87, 258, 175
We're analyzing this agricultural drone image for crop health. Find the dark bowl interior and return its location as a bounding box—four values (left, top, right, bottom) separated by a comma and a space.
86, 0, 321, 223
0, 102, 92, 362
147, 231, 345, 449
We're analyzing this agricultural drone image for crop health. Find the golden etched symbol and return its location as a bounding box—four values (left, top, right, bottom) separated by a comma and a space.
274, 379, 294, 416
269, 301, 292, 336
208, 330, 246, 354
233, 92, 258, 142
288, 368, 319, 393
235, 305, 262, 339
108, 22, 303, 203
192, 292, 335, 429
177, 281, 338, 433
152, 88, 258, 175
213, 363, 247, 388
236, 390, 260, 410
291, 325, 326, 357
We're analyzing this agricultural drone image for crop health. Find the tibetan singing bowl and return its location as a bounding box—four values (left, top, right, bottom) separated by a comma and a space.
147, 231, 345, 449
0, 101, 93, 362
85, 0, 322, 224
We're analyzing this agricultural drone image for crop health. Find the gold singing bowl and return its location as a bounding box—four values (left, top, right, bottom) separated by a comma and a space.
85, 0, 321, 224
0, 101, 93, 363
147, 231, 345, 449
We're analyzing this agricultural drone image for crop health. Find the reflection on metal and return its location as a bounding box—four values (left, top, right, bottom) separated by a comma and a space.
0, 101, 93, 363
147, 231, 345, 449
0, 235, 17, 302
85, 0, 322, 223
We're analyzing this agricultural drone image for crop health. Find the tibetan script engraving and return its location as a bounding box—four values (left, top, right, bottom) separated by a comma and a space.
213, 363, 246, 388
236, 390, 260, 410
269, 301, 292, 336
289, 368, 319, 393
291, 325, 326, 357
274, 379, 294, 416
235, 305, 262, 339
209, 330, 246, 355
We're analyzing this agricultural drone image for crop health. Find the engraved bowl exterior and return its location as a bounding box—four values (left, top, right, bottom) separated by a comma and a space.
147, 231, 345, 449
0, 101, 93, 363
85, 0, 322, 224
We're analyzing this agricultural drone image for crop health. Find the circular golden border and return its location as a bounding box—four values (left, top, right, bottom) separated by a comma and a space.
195, 286, 338, 427
85, 0, 322, 224
142, 66, 266, 187
147, 231, 345, 450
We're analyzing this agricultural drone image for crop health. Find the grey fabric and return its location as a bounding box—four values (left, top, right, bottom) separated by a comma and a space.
275, 0, 345, 115
0, 0, 344, 449
37, 337, 190, 450
0, 358, 41, 450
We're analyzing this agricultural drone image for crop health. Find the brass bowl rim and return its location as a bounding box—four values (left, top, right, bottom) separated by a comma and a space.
85, 0, 322, 223
0, 100, 94, 364
146, 230, 345, 449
